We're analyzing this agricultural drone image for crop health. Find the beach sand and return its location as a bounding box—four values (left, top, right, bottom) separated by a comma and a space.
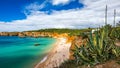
35, 37, 72, 68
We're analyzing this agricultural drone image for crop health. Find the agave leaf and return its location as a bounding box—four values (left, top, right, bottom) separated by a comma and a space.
100, 31, 104, 49
112, 49, 118, 57
78, 52, 90, 62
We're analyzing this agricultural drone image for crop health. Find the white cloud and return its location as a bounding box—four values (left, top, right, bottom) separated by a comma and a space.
24, 0, 49, 15
52, 0, 70, 5
0, 0, 120, 32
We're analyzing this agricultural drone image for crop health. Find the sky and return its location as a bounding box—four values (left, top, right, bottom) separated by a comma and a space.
0, 0, 120, 32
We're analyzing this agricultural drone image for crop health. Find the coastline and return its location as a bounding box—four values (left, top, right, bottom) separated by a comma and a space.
35, 37, 72, 68
0, 32, 73, 68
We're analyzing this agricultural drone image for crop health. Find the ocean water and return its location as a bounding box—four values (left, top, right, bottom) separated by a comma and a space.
0, 36, 56, 68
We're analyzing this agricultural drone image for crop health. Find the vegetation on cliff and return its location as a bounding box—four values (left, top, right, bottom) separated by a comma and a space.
27, 28, 92, 36
0, 28, 92, 37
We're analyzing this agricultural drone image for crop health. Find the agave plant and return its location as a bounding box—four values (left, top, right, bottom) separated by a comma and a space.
73, 25, 120, 67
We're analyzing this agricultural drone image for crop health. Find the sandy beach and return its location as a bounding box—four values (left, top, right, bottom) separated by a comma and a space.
35, 37, 72, 68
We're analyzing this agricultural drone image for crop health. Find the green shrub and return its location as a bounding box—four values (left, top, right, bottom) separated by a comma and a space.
72, 25, 120, 66
59, 25, 120, 68
110, 27, 120, 40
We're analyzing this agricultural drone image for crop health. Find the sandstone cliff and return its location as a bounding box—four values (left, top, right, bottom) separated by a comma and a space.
0, 32, 60, 38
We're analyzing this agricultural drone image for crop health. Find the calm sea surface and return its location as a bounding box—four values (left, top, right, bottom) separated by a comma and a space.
0, 36, 56, 68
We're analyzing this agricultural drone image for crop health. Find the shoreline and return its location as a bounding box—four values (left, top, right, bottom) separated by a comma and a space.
0, 33, 73, 68
35, 37, 72, 68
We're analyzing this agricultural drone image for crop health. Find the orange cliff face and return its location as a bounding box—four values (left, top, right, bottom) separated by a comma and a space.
0, 32, 9, 36
69, 36, 87, 60
0, 32, 75, 44
0, 32, 59, 38
8, 32, 18, 36
18, 32, 25, 37
66, 36, 75, 43
0, 32, 19, 36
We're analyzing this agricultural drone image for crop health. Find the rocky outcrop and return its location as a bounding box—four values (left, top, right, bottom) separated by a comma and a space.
0, 32, 9, 36
8, 32, 19, 36
18, 32, 25, 37
0, 32, 60, 38
0, 32, 19, 36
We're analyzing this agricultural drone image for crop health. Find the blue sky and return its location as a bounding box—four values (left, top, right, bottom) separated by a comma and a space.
0, 0, 28, 21
0, 0, 83, 22
0, 0, 120, 31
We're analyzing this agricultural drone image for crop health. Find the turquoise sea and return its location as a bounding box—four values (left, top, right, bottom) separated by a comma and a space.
0, 36, 56, 68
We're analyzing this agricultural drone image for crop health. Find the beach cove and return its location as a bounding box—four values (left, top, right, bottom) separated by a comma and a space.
0, 36, 56, 68
0, 32, 74, 68
34, 33, 74, 68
